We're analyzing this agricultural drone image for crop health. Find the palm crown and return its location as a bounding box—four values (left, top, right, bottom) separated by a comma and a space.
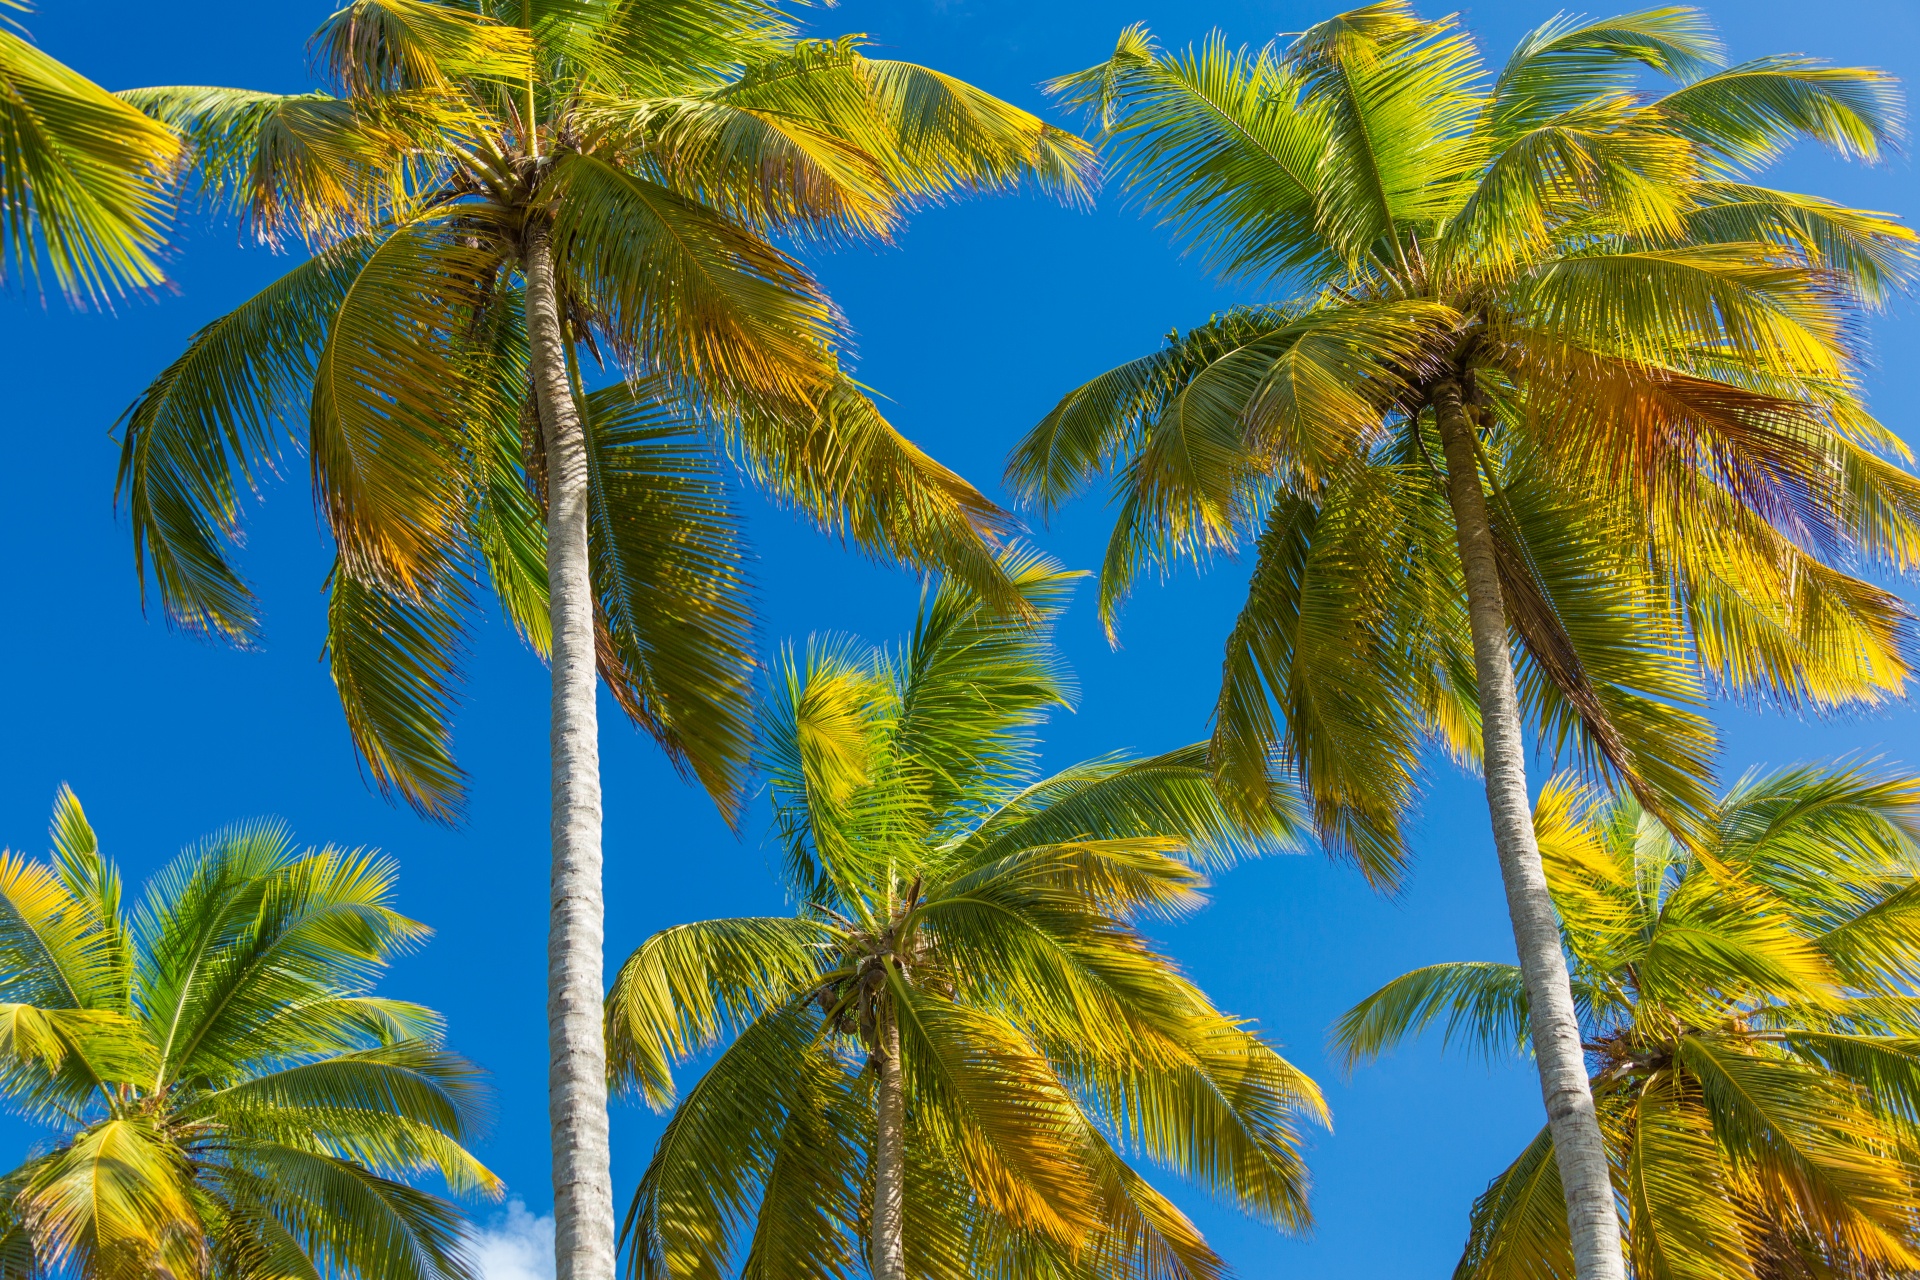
118, 0, 1091, 817
606, 552, 1323, 1280
0, 789, 497, 1280
1012, 3, 1918, 868
1339, 765, 1920, 1280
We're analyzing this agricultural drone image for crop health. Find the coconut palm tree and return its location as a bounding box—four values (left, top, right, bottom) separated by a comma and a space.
0, 786, 498, 1280
0, 3, 177, 303
1338, 763, 1920, 1280
114, 5, 1089, 1277
606, 550, 1323, 1280
1009, 8, 1919, 1278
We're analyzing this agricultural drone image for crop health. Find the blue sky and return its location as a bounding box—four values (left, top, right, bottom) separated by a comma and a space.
3, 1, 1918, 1276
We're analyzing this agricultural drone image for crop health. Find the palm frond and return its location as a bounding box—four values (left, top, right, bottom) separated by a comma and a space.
326, 557, 471, 822
1484, 9, 1722, 143
725, 374, 1024, 615
123, 85, 446, 245
1651, 57, 1906, 171
891, 547, 1078, 824
580, 381, 755, 819
605, 916, 837, 1108
622, 1001, 837, 1280
309, 213, 502, 593
1283, 3, 1484, 269
116, 236, 377, 643
1048, 30, 1334, 283
1333, 961, 1530, 1069
312, 0, 533, 95
16, 1119, 200, 1280
547, 150, 834, 400
0, 28, 177, 303
1454, 1124, 1574, 1280
890, 979, 1096, 1246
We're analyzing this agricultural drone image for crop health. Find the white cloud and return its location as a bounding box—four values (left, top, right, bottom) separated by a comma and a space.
468, 1200, 555, 1280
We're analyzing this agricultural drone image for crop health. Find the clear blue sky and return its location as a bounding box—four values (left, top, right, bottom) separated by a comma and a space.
4, 2, 1917, 1276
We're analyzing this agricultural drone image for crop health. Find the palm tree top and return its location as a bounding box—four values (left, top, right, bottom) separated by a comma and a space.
607, 551, 1324, 1279
1339, 762, 1920, 1279
1007, 1, 1919, 874
0, 787, 498, 1280
114, 0, 1097, 821
751, 548, 1303, 922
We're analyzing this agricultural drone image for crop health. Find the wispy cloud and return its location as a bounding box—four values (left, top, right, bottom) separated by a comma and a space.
468, 1200, 555, 1280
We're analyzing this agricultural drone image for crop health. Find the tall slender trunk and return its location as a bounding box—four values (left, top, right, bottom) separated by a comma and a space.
871, 1005, 907, 1280
1433, 379, 1624, 1280
525, 223, 616, 1280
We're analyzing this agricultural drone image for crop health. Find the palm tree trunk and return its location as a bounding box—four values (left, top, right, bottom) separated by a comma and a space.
872, 1006, 908, 1280
524, 223, 616, 1280
1432, 379, 1624, 1280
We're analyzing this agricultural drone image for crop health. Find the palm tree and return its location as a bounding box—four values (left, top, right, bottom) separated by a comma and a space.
114, 5, 1089, 1277
605, 550, 1323, 1280
0, 786, 498, 1280
1009, 8, 1919, 1278
0, 2, 178, 303
1338, 764, 1920, 1280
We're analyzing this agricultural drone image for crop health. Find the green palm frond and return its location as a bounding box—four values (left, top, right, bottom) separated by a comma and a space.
1048, 31, 1333, 283
326, 557, 471, 822
622, 1000, 838, 1280
1650, 57, 1905, 171
581, 82, 897, 243
579, 382, 754, 817
1283, 2, 1485, 269
312, 0, 533, 96
959, 743, 1305, 871
606, 916, 837, 1107
217, 1143, 474, 1280
1673, 183, 1919, 306
1622, 1070, 1752, 1280
0, 26, 177, 303
1209, 469, 1442, 888
117, 235, 378, 642
1482, 9, 1722, 145
1489, 453, 1717, 842
16, 1118, 200, 1280
121, 85, 445, 245
724, 375, 1024, 615
1332, 961, 1530, 1068
890, 978, 1096, 1245
1085, 1020, 1326, 1233
539, 0, 795, 100
891, 548, 1078, 822
757, 632, 909, 914
858, 56, 1093, 206
547, 151, 834, 400
0, 846, 120, 1013
310, 214, 501, 592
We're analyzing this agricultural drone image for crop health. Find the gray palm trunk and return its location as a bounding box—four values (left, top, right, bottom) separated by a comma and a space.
1433, 379, 1626, 1280
872, 1004, 908, 1280
525, 223, 618, 1280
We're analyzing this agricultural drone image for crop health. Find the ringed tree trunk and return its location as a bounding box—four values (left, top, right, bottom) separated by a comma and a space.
524, 222, 617, 1280
1432, 378, 1626, 1280
872, 1000, 908, 1280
